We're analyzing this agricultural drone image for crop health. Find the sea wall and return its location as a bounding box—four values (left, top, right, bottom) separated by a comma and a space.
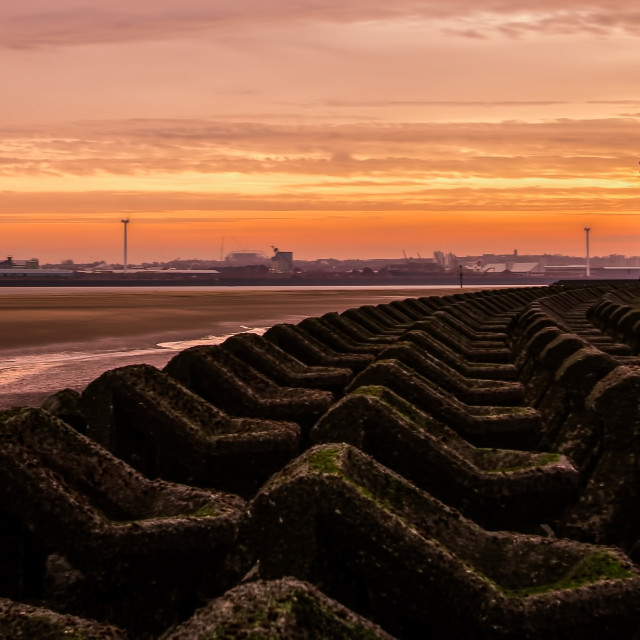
3, 282, 640, 638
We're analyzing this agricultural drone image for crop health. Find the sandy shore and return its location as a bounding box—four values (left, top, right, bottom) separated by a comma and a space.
0, 286, 505, 409
0, 287, 497, 352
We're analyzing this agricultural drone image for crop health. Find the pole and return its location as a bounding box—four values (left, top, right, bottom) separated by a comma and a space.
459, 264, 463, 288
584, 227, 590, 277
121, 219, 129, 272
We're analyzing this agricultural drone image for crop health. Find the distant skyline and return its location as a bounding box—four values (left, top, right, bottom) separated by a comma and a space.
2, 1, 640, 263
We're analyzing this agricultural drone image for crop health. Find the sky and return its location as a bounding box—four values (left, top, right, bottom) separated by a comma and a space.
1, 1, 640, 264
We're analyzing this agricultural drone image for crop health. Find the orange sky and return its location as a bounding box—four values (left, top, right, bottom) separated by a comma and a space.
1, 1, 639, 263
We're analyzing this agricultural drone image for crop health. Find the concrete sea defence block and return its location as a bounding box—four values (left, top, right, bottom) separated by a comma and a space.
0, 597, 128, 640
509, 310, 565, 363
387, 298, 430, 321
611, 307, 640, 345
410, 318, 512, 363
346, 359, 540, 450
402, 329, 518, 380
534, 345, 619, 459
310, 387, 578, 531
353, 304, 411, 332
413, 315, 509, 350
80, 364, 301, 497
395, 296, 436, 317
588, 298, 623, 330
453, 289, 538, 317
415, 295, 446, 312
509, 304, 565, 338
161, 578, 397, 640
561, 366, 640, 551
605, 284, 640, 304
433, 308, 509, 341
0, 407, 247, 635
530, 291, 633, 356
320, 310, 400, 344
340, 306, 405, 337
244, 443, 640, 640
220, 332, 353, 393
164, 345, 334, 432
512, 325, 565, 386
606, 303, 635, 329
457, 295, 508, 318
264, 323, 374, 371
508, 304, 626, 459
525, 333, 592, 404
376, 302, 414, 325
8, 282, 640, 638
298, 316, 388, 356
40, 387, 86, 433
437, 305, 511, 334
375, 341, 525, 406
536, 287, 606, 316
589, 298, 640, 353
440, 299, 495, 323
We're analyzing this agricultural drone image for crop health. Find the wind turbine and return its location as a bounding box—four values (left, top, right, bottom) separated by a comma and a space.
121, 219, 130, 272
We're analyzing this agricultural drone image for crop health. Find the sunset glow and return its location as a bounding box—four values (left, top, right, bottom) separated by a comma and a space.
2, 1, 640, 262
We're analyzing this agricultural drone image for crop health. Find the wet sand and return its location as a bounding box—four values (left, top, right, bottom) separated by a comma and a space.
0, 286, 503, 409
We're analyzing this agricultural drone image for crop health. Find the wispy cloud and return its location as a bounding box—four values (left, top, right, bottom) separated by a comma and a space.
3, 1, 640, 49
0, 116, 637, 181
1, 182, 638, 218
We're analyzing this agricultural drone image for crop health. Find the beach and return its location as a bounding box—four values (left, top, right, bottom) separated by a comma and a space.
0, 285, 507, 410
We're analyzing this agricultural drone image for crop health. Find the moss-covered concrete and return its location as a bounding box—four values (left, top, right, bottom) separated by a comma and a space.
346, 359, 540, 449
164, 345, 334, 430
0, 407, 247, 635
560, 365, 640, 550
311, 387, 578, 530
81, 364, 301, 497
161, 578, 397, 640
264, 323, 374, 371
0, 598, 128, 640
376, 341, 524, 406
221, 332, 352, 394
244, 443, 640, 639
402, 329, 518, 380
298, 317, 388, 356
6, 283, 640, 638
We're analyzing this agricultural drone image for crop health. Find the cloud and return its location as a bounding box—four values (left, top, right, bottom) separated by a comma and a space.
314, 100, 574, 108
3, 1, 640, 49
0, 116, 638, 182
1, 181, 638, 218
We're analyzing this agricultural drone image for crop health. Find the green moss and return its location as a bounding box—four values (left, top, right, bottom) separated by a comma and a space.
535, 452, 562, 466
505, 552, 633, 597
307, 445, 400, 507
307, 446, 342, 475
351, 385, 429, 427
352, 385, 386, 400
106, 501, 220, 525
188, 503, 220, 518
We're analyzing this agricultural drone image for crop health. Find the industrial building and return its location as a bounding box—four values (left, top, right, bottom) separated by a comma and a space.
0, 256, 39, 269
270, 250, 294, 273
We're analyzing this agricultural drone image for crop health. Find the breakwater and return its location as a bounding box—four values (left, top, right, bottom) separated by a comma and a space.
3, 283, 640, 638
